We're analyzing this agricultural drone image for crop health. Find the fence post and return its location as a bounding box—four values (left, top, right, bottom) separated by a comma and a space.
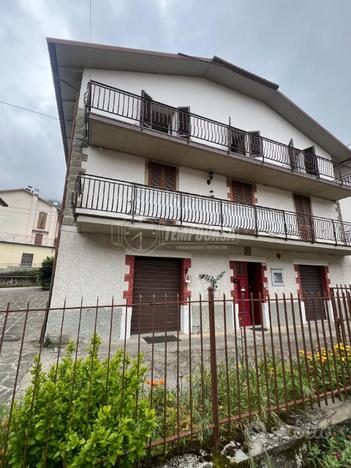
208, 286, 220, 449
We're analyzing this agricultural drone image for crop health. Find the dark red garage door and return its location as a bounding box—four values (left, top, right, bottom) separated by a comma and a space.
131, 257, 181, 334
299, 265, 326, 320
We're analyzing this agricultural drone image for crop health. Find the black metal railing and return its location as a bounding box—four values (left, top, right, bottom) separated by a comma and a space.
85, 80, 351, 187
73, 174, 351, 247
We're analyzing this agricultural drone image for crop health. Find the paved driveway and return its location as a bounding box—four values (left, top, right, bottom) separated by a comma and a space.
0, 287, 49, 401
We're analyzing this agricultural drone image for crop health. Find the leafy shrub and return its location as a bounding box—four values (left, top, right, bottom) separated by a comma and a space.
306, 424, 351, 467
6, 335, 156, 467
37, 256, 54, 290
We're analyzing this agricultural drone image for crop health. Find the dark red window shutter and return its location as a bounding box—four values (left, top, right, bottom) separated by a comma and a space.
231, 181, 253, 205
149, 162, 177, 190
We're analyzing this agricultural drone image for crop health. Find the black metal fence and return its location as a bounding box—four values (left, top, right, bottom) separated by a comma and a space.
85, 80, 351, 186
73, 174, 351, 246
1, 287, 351, 464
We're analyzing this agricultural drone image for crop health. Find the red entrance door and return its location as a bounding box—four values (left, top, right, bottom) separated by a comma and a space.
231, 261, 251, 326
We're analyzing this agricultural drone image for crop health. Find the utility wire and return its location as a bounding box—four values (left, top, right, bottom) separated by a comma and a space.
0, 99, 67, 123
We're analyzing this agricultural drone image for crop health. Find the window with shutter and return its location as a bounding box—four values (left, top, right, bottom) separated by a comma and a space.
229, 128, 246, 155
249, 131, 263, 157
288, 138, 298, 170
34, 233, 43, 245
141, 91, 173, 133
148, 162, 177, 191
37, 212, 47, 229
294, 194, 314, 241
148, 162, 177, 224
303, 146, 319, 176
231, 181, 254, 205
178, 107, 190, 137
141, 90, 152, 126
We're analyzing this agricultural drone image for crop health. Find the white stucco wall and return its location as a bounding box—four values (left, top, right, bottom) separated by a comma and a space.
0, 190, 59, 247
81, 146, 339, 222
340, 197, 351, 222
50, 226, 127, 308
51, 226, 351, 308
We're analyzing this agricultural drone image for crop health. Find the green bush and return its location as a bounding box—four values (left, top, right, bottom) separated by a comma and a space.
37, 256, 54, 290
6, 335, 156, 467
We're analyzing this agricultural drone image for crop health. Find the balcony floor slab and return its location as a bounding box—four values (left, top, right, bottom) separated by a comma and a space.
88, 113, 351, 201
75, 214, 351, 255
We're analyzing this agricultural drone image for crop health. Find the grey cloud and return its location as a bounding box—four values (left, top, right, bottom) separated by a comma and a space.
0, 0, 350, 201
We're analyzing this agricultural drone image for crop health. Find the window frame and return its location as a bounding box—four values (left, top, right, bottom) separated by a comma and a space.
21, 253, 34, 267
37, 212, 47, 230
271, 268, 285, 286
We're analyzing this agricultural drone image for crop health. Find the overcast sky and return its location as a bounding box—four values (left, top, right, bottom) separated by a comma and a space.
0, 0, 350, 201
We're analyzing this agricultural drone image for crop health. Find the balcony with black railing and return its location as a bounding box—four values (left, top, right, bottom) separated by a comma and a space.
73, 174, 351, 252
85, 81, 351, 201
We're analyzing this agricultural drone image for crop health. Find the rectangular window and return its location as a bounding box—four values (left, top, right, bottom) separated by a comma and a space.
294, 194, 314, 241
271, 268, 284, 286
21, 253, 33, 267
37, 212, 47, 229
34, 233, 43, 245
231, 180, 254, 205
148, 162, 177, 190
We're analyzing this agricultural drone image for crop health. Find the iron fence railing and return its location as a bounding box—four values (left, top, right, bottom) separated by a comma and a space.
1, 287, 351, 463
73, 174, 351, 247
85, 80, 351, 187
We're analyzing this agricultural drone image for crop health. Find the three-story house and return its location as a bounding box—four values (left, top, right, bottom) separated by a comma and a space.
47, 38, 351, 338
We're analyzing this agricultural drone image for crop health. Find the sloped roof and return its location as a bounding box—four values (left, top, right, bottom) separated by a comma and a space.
47, 37, 351, 164
0, 188, 57, 207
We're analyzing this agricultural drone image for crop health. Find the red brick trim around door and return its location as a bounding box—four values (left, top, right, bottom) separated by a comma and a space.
181, 258, 192, 303
123, 255, 191, 305
123, 255, 135, 305
261, 263, 268, 300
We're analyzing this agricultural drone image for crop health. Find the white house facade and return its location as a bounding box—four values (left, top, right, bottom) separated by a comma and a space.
0, 188, 59, 269
47, 38, 351, 339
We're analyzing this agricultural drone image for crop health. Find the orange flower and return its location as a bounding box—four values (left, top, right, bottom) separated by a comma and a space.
146, 378, 165, 386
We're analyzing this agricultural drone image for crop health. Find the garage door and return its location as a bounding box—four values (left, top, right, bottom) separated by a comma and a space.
131, 257, 181, 334
299, 265, 326, 320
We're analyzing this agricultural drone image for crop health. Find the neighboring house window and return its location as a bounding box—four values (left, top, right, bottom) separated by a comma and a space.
37, 212, 47, 229
34, 233, 43, 245
21, 253, 33, 267
230, 180, 254, 205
